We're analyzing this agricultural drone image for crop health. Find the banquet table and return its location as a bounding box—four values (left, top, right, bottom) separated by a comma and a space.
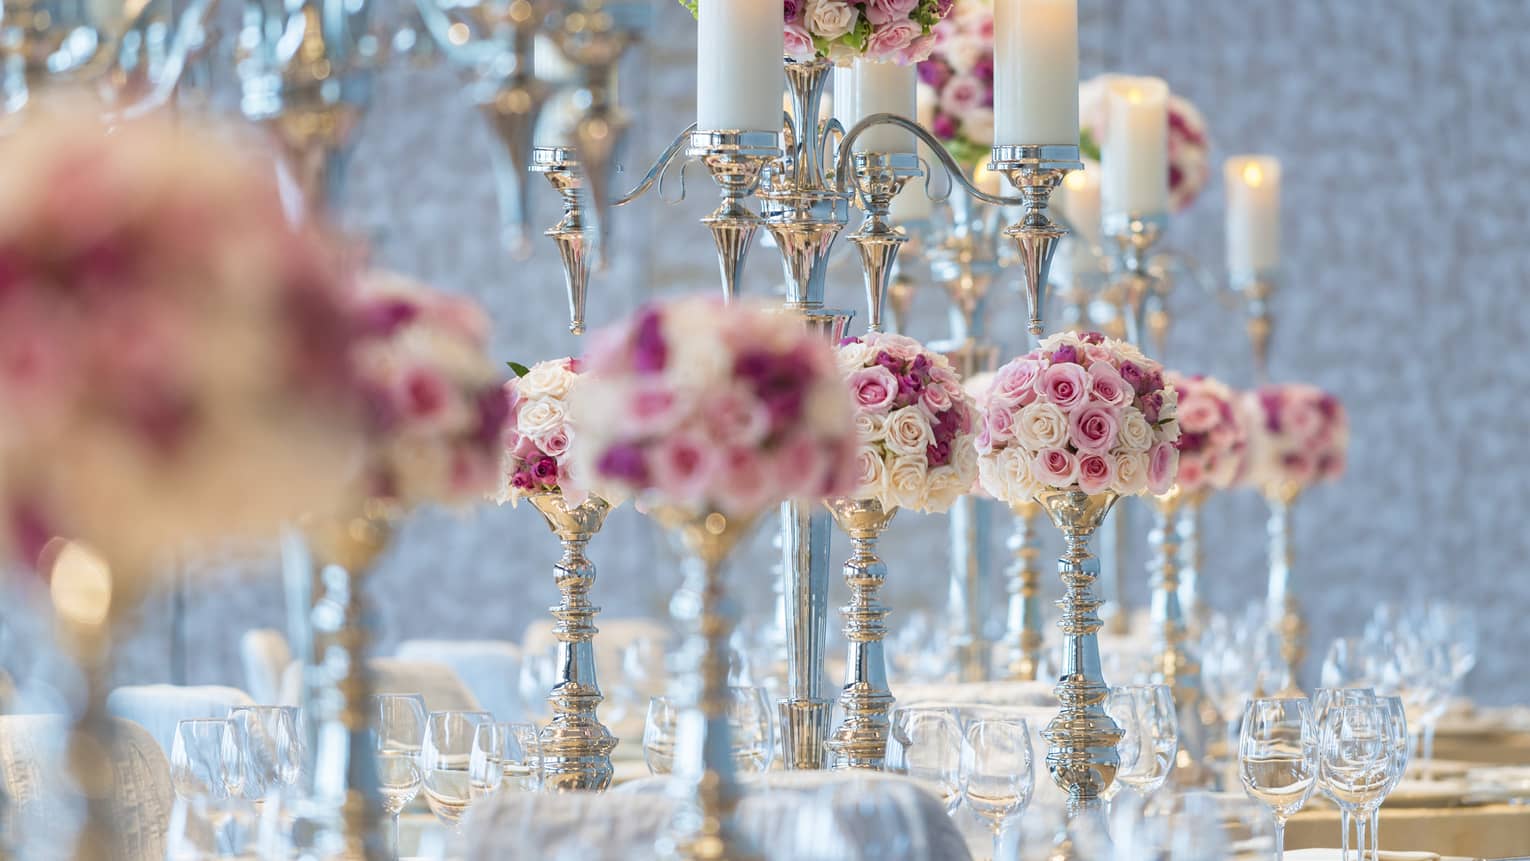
1286, 802, 1530, 859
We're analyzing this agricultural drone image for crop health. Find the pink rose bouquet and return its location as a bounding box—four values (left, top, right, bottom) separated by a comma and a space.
974, 331, 1181, 503
916, 0, 995, 166
495, 357, 598, 506
836, 333, 979, 513
1242, 383, 1347, 499
1164, 372, 1246, 495
1079, 74, 1211, 213
353, 271, 511, 508
679, 0, 953, 65
0, 110, 378, 572
569, 295, 859, 517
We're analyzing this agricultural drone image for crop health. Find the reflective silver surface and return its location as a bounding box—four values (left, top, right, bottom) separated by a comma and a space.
1004, 501, 1045, 681
824, 497, 898, 772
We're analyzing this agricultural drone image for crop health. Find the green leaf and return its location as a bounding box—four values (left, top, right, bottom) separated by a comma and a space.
1079, 128, 1101, 163
507, 361, 531, 378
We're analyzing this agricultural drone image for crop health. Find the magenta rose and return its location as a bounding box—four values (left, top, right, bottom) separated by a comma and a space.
1077, 453, 1117, 495
1147, 441, 1178, 495
1087, 362, 1131, 408
1031, 446, 1079, 488
1068, 403, 1121, 454
849, 365, 900, 413
1037, 362, 1090, 411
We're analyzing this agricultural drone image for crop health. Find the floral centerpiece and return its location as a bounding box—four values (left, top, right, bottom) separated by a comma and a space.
679, 0, 953, 65
837, 332, 978, 513
1165, 372, 1246, 496
0, 110, 377, 575
571, 295, 858, 515
352, 271, 510, 508
1242, 383, 1347, 500
495, 357, 591, 506
1079, 74, 1211, 212
974, 331, 1180, 503
916, 0, 995, 166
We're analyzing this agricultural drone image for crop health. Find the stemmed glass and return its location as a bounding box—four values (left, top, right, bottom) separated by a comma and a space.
469, 722, 508, 800
374, 694, 427, 861
1367, 696, 1410, 861
885, 705, 963, 815
1319, 699, 1391, 861
643, 696, 680, 776
728, 686, 775, 775
960, 717, 1035, 861
502, 723, 543, 792
224, 706, 300, 802
1239, 698, 1318, 861
170, 719, 236, 855
1109, 684, 1179, 798
421, 710, 493, 831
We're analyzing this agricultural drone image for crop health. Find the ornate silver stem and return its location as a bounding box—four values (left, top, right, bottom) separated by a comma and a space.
939, 342, 1000, 683
1234, 272, 1277, 382
652, 508, 762, 861
1176, 499, 1205, 632
847, 152, 919, 332
1149, 490, 1213, 786
1106, 213, 1167, 346
687, 129, 781, 301
1265, 494, 1306, 695
825, 498, 897, 771
1035, 489, 1123, 810
992, 144, 1083, 337
528, 493, 618, 791
1004, 501, 1045, 681
778, 502, 835, 770
532, 147, 591, 335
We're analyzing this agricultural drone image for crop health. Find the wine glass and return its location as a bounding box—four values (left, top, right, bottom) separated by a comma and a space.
960, 717, 1034, 861
374, 693, 427, 861
1239, 697, 1318, 861
1109, 684, 1179, 797
885, 705, 963, 815
643, 696, 680, 776
224, 706, 300, 802
1319, 700, 1391, 861
171, 719, 234, 802
1365, 696, 1409, 861
728, 686, 775, 775
502, 722, 543, 792
469, 722, 507, 800
421, 710, 492, 830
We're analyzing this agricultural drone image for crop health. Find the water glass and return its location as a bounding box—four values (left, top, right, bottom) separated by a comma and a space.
171, 719, 235, 802
421, 710, 493, 830
224, 705, 300, 802
469, 722, 508, 800
1239, 697, 1318, 861
503, 722, 543, 791
643, 696, 680, 776
374, 693, 426, 860
1319, 700, 1390, 861
1109, 684, 1179, 797
960, 717, 1035, 861
885, 705, 963, 814
728, 686, 775, 774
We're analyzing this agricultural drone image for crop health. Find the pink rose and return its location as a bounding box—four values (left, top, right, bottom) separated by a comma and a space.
1177, 391, 1221, 434
1285, 398, 1326, 442
1175, 458, 1205, 491
719, 446, 775, 516
865, 0, 918, 26
1147, 441, 1179, 495
993, 359, 1040, 408
899, 32, 937, 64
849, 365, 900, 413
1083, 344, 1115, 366
986, 405, 1015, 443
651, 433, 717, 505
940, 73, 984, 116
630, 380, 682, 434
784, 20, 815, 59
1031, 447, 1079, 488
866, 20, 920, 61
773, 432, 826, 497
1087, 362, 1131, 407
1077, 453, 1117, 495
1037, 362, 1090, 411
533, 428, 570, 458
920, 382, 953, 415
1068, 403, 1120, 454
704, 387, 770, 447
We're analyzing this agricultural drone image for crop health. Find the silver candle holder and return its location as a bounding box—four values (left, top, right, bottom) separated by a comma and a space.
1232, 269, 1279, 381
990, 144, 1085, 337
840, 151, 921, 332
687, 129, 783, 300
824, 498, 898, 772
1004, 501, 1046, 681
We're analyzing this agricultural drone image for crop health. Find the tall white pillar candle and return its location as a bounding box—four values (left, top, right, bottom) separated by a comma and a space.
535, 36, 580, 147
1101, 76, 1169, 222
1224, 155, 1281, 275
993, 0, 1079, 146
696, 0, 784, 132
1055, 164, 1101, 245
850, 60, 916, 153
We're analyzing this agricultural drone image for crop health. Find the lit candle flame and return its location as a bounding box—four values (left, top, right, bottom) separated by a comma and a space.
1126, 88, 1144, 105
1064, 170, 1091, 190
1242, 162, 1265, 187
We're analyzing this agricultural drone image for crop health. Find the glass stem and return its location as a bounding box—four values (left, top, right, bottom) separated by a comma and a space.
1274, 816, 1286, 861
1369, 805, 1381, 860
1354, 814, 1367, 861
1340, 808, 1350, 861
391, 813, 402, 861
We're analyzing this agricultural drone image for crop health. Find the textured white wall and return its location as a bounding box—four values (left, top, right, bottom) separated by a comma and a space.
86, 0, 1530, 704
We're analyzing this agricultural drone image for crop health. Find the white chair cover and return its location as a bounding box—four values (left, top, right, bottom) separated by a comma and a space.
459, 770, 972, 861
396, 640, 523, 722
0, 715, 174, 861
277, 658, 483, 714
239, 628, 292, 706
105, 684, 255, 758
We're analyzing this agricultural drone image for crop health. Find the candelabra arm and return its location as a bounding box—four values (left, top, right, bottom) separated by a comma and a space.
613, 122, 697, 206
833, 114, 1025, 206
819, 117, 846, 187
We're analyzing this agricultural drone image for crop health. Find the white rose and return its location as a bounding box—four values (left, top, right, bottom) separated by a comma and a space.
517, 398, 566, 439
518, 362, 574, 399
1117, 407, 1154, 453
806, 0, 857, 40
837, 340, 873, 374
1155, 418, 1181, 445
883, 405, 934, 457
1113, 451, 1149, 495
1015, 402, 1069, 451
854, 445, 888, 500
923, 465, 968, 513
999, 446, 1043, 505
952, 435, 979, 485
855, 411, 887, 444
887, 454, 929, 510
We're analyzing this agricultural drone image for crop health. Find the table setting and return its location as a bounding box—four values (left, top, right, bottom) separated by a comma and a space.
0, 1, 1524, 861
